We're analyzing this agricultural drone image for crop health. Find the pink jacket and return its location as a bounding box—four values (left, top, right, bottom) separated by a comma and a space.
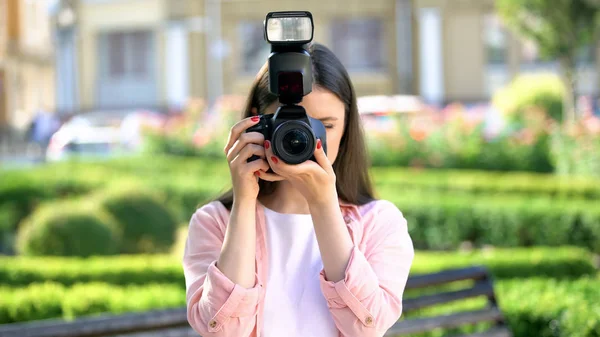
182, 198, 414, 337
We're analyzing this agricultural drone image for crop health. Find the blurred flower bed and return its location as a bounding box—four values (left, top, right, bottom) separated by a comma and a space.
142, 74, 600, 178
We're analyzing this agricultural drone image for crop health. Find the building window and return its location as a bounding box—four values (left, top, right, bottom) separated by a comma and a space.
330, 18, 385, 72
484, 15, 507, 65
104, 30, 152, 79
239, 21, 270, 74
483, 14, 509, 96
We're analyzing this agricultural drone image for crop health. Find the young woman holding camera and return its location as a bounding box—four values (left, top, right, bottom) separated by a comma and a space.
182, 43, 414, 337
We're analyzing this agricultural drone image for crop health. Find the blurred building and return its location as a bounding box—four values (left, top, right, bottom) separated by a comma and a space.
52, 0, 600, 114
0, 0, 55, 136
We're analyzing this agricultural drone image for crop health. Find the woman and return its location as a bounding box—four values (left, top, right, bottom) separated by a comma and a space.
183, 43, 414, 337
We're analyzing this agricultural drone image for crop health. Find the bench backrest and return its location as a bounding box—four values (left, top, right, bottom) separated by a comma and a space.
385, 266, 513, 337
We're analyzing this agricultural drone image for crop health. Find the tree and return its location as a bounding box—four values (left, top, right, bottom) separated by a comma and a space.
496, 0, 600, 124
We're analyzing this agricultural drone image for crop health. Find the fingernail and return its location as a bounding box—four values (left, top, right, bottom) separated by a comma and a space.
264, 140, 270, 149
271, 156, 278, 164
251, 116, 260, 122
254, 171, 260, 176
317, 139, 322, 150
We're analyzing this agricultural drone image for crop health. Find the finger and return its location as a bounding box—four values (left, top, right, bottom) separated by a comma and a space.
224, 116, 260, 155
245, 158, 271, 174
226, 132, 265, 162
313, 138, 334, 175
263, 140, 288, 176
258, 171, 285, 182
231, 144, 266, 165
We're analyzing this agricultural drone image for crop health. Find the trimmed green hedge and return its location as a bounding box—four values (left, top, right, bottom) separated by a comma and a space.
0, 247, 594, 287
2, 156, 600, 254
411, 247, 597, 280
0, 282, 185, 324
1, 277, 599, 336
0, 255, 183, 287
15, 201, 121, 257
93, 185, 178, 254
371, 166, 600, 200
381, 188, 600, 252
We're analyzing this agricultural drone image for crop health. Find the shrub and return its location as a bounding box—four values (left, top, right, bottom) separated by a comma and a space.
550, 116, 600, 178
380, 188, 600, 252
0, 254, 183, 287
492, 73, 565, 123
0, 247, 593, 288
15, 201, 121, 257
1, 277, 599, 335
371, 166, 600, 199
94, 184, 178, 254
410, 247, 597, 280
0, 282, 185, 324
0, 165, 111, 251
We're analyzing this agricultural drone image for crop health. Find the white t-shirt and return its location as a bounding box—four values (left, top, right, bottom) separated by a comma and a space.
261, 207, 339, 337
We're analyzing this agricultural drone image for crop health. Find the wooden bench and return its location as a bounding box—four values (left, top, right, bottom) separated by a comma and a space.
0, 266, 511, 337
386, 266, 513, 337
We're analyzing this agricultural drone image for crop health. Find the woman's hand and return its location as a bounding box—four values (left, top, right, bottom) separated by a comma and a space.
223, 112, 284, 202
263, 138, 337, 207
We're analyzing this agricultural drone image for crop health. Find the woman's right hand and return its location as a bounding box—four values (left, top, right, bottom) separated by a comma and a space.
223, 111, 284, 202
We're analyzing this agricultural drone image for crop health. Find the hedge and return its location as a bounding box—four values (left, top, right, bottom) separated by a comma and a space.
370, 166, 600, 200
0, 282, 185, 324
15, 201, 121, 257
379, 188, 600, 252
3, 156, 600, 254
92, 185, 178, 254
1, 277, 599, 336
411, 247, 597, 280
0, 247, 594, 288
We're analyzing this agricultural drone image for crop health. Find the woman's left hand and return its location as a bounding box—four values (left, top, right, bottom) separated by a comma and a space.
263, 138, 337, 206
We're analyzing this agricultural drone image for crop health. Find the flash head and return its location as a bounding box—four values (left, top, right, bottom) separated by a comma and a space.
264, 11, 314, 45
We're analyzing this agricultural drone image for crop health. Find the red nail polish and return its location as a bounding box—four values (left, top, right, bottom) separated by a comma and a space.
264, 140, 270, 149
251, 116, 260, 122
271, 156, 278, 164
254, 171, 260, 176
317, 139, 322, 149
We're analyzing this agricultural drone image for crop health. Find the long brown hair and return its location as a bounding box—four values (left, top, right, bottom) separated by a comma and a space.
215, 43, 375, 210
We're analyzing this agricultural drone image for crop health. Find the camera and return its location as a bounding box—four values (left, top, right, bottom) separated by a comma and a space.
246, 11, 327, 165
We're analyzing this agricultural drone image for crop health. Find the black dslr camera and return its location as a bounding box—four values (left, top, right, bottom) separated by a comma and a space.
246, 11, 327, 165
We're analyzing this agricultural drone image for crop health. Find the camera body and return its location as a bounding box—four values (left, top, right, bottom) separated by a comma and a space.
246, 11, 327, 165
247, 105, 327, 165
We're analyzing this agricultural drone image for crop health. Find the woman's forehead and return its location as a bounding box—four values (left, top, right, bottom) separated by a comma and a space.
299, 89, 345, 119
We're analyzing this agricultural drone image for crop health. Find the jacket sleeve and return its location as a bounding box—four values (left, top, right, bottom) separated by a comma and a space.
182, 202, 261, 337
318, 200, 415, 337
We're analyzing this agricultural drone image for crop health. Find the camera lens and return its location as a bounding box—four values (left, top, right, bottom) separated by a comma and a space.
282, 129, 309, 155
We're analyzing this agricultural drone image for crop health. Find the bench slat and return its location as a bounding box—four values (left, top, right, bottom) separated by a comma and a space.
386, 307, 504, 335
108, 326, 197, 337
452, 326, 513, 337
406, 266, 489, 289
0, 308, 188, 337
403, 281, 494, 312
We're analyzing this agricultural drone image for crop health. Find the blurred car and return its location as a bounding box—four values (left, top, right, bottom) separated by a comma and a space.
46, 110, 166, 162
